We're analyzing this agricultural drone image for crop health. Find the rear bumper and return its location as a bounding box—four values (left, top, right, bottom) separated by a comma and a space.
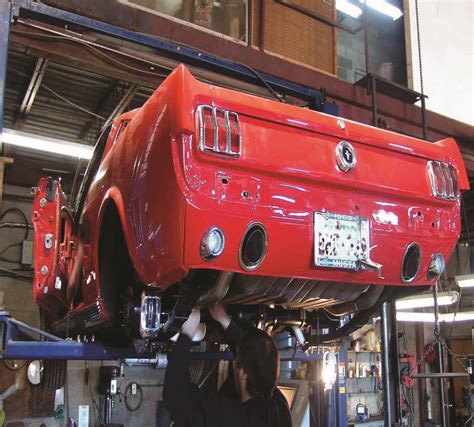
183, 186, 460, 287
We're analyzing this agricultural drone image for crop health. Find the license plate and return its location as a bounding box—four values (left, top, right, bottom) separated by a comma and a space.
314, 212, 370, 270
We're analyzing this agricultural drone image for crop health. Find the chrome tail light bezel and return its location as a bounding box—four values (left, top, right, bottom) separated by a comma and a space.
427, 160, 459, 200
197, 105, 241, 157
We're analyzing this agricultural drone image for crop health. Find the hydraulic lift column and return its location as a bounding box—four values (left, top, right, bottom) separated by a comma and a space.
381, 301, 398, 426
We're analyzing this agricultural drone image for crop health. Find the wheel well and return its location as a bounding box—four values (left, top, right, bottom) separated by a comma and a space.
98, 200, 135, 325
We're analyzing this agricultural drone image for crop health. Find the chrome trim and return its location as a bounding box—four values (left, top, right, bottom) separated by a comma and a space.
449, 164, 459, 197
140, 291, 161, 338
427, 160, 458, 200
212, 107, 219, 151
239, 222, 268, 271
335, 141, 357, 173
441, 162, 456, 199
197, 105, 241, 157
200, 226, 225, 260
51, 301, 105, 337
427, 161, 438, 196
224, 110, 231, 153
428, 253, 445, 279
437, 161, 447, 198
400, 242, 422, 284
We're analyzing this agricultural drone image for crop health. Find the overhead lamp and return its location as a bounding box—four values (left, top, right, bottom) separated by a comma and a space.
359, 0, 403, 20
1, 128, 93, 160
336, 0, 363, 19
455, 274, 474, 288
396, 291, 459, 310
397, 311, 474, 323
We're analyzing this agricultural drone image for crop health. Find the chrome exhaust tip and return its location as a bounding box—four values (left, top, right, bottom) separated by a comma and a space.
239, 222, 268, 271
401, 243, 421, 284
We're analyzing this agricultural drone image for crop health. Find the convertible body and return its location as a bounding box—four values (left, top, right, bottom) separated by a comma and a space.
32, 65, 469, 338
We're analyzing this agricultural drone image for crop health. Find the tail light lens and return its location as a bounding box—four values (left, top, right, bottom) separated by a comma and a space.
427, 161, 459, 200
197, 105, 241, 157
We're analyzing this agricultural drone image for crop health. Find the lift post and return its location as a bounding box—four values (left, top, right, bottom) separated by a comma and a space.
381, 301, 398, 426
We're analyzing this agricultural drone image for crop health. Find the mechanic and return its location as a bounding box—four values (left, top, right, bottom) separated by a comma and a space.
163, 304, 292, 427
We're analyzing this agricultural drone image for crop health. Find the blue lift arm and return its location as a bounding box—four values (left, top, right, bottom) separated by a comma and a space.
9, 0, 338, 116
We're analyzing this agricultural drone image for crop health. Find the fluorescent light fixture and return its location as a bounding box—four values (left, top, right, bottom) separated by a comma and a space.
360, 0, 403, 20
396, 291, 459, 310
1, 128, 93, 160
397, 310, 474, 323
455, 274, 474, 288
336, 0, 363, 19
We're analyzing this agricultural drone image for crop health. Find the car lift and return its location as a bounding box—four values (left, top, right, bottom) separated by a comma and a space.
0, 309, 349, 426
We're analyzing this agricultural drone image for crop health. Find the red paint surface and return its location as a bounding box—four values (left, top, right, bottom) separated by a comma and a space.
33, 65, 469, 318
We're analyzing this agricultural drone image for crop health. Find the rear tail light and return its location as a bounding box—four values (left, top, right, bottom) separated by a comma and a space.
197, 105, 241, 157
427, 161, 459, 200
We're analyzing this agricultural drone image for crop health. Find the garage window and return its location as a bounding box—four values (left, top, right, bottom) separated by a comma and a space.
118, 0, 248, 43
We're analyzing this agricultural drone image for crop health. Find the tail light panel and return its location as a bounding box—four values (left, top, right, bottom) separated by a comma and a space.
197, 105, 241, 157
427, 161, 459, 200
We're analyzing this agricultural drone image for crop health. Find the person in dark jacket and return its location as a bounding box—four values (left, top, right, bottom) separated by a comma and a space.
163, 304, 292, 427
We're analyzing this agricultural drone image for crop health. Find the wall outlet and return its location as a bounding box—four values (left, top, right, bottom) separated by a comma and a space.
21, 240, 34, 266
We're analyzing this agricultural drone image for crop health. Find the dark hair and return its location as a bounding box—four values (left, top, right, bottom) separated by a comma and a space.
236, 329, 279, 398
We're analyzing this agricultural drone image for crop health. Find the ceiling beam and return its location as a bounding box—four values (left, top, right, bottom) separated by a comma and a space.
78, 81, 117, 141
100, 83, 138, 133
0, 157, 14, 213
14, 56, 48, 129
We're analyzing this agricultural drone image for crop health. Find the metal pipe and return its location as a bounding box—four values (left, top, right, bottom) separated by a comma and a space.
0, 370, 25, 411
0, 222, 33, 229
69, 158, 82, 209
371, 75, 378, 127
364, 1, 370, 76
0, 1, 12, 154
421, 96, 427, 140
433, 281, 448, 426
381, 301, 395, 426
415, 323, 427, 425
324, 285, 383, 316
195, 271, 234, 308
412, 372, 469, 379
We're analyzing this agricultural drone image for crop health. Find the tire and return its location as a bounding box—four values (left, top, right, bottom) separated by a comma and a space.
98, 202, 142, 343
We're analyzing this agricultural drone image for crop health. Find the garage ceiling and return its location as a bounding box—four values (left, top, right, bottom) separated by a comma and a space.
2, 47, 156, 192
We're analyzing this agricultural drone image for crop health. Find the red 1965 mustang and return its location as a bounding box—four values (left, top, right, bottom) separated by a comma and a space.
32, 65, 468, 343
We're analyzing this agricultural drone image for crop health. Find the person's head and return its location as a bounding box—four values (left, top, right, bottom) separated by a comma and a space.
234, 328, 279, 401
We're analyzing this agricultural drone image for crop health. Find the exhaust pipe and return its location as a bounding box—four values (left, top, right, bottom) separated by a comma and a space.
195, 271, 234, 309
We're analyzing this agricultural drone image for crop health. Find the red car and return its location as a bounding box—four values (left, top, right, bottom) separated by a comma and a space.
32, 65, 469, 342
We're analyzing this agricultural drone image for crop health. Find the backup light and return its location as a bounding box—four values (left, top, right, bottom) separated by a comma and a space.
201, 227, 225, 260
428, 253, 445, 278
396, 291, 459, 310
1, 128, 93, 159
360, 0, 403, 20
336, 0, 363, 18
